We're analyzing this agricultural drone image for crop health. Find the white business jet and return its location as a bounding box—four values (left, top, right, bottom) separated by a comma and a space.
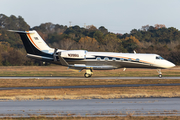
9, 30, 175, 78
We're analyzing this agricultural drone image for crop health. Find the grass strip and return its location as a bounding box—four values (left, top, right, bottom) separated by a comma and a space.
0, 79, 180, 88
0, 86, 180, 100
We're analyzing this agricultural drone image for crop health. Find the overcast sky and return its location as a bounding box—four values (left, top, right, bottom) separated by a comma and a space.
1, 0, 180, 33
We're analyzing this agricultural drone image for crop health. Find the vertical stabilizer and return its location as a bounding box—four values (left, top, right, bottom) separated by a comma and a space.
8, 30, 53, 57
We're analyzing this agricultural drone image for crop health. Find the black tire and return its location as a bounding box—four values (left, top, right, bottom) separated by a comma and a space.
84, 73, 92, 78
159, 74, 162, 78
84, 73, 89, 78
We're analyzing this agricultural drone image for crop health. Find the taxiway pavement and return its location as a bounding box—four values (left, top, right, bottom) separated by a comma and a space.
0, 98, 180, 117
0, 76, 180, 79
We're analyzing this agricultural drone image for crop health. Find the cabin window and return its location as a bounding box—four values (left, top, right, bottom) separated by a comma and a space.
156, 56, 160, 59
120, 58, 124, 61
104, 57, 109, 61
128, 58, 132, 61
159, 56, 164, 59
156, 56, 164, 60
135, 58, 140, 61
96, 57, 101, 61
112, 58, 116, 61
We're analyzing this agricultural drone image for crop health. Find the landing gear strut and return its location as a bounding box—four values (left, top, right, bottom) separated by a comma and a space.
84, 69, 93, 78
157, 69, 162, 78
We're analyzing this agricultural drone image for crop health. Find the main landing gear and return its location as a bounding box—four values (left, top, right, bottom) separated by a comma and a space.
157, 69, 162, 78
84, 69, 93, 78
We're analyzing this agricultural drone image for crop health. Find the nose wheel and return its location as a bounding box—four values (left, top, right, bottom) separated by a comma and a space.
157, 69, 162, 78
84, 69, 93, 78
158, 74, 162, 78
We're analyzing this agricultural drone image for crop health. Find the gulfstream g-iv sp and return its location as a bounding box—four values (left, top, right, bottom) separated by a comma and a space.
9, 30, 175, 78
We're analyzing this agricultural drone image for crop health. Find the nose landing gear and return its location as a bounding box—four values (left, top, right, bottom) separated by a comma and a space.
157, 69, 162, 78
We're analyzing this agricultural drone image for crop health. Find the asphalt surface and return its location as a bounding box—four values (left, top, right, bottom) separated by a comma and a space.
1, 98, 180, 117
0, 83, 180, 90
0, 76, 180, 79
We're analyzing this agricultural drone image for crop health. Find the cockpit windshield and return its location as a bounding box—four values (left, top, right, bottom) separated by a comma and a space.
156, 56, 164, 60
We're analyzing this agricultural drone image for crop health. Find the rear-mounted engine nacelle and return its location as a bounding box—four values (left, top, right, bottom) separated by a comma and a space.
61, 50, 87, 59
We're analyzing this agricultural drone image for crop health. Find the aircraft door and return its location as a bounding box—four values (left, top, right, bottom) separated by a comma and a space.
84, 50, 87, 59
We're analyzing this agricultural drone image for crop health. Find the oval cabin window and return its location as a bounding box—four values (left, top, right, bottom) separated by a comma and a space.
112, 58, 116, 61
96, 57, 101, 61
135, 58, 139, 61
104, 57, 109, 61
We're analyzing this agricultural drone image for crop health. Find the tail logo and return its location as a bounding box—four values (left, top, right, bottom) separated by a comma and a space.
26, 32, 41, 50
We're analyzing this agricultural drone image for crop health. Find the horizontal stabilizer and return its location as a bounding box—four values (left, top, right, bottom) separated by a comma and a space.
8, 30, 35, 34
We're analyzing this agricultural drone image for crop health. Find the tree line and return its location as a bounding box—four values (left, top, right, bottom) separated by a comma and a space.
0, 14, 180, 66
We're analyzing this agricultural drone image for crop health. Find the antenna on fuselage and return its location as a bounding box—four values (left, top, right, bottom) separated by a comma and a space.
133, 50, 136, 54
69, 21, 72, 27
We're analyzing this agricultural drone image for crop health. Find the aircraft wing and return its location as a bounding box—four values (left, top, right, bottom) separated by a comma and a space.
68, 64, 116, 70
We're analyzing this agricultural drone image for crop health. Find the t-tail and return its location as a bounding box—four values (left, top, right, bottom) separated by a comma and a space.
8, 30, 55, 60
